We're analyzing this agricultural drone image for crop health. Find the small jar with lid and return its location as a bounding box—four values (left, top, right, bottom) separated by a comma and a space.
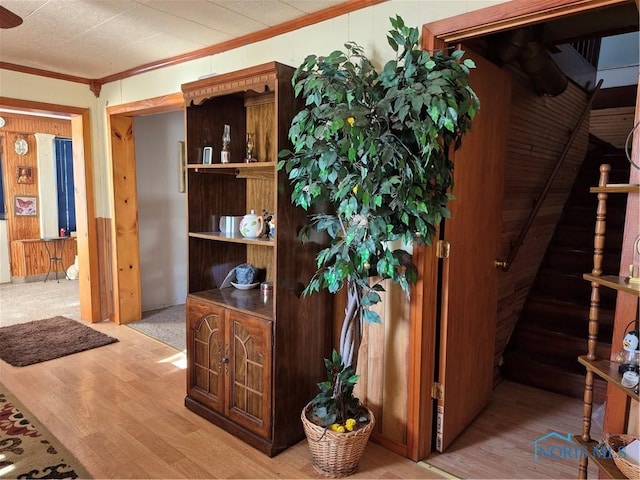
260, 281, 273, 303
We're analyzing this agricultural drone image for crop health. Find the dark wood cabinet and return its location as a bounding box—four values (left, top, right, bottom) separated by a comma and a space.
186, 296, 272, 438
182, 62, 332, 456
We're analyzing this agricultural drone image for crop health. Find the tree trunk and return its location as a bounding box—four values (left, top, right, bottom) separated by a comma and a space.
339, 277, 363, 370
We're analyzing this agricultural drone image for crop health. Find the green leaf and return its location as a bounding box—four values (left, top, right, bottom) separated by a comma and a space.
387, 35, 398, 52
463, 58, 476, 69
363, 309, 381, 324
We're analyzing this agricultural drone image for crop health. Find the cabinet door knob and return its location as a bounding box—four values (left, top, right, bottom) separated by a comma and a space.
222, 356, 229, 364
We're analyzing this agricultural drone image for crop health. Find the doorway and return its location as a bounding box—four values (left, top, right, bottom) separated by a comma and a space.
106, 92, 184, 324
0, 99, 100, 322
419, 0, 638, 460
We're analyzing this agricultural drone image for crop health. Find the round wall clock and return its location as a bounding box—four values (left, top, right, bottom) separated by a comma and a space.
14, 138, 28, 155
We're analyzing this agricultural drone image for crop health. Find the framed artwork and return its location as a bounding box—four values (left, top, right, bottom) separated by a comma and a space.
17, 166, 34, 184
202, 146, 213, 165
178, 141, 186, 193
14, 195, 37, 216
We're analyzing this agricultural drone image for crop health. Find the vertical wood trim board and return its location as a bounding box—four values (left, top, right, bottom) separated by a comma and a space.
96, 217, 115, 322
109, 115, 141, 324
71, 113, 102, 323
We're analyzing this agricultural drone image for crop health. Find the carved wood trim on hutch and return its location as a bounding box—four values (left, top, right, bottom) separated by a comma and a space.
182, 64, 278, 106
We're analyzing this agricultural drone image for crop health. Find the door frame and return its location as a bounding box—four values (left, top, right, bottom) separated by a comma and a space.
107, 93, 183, 324
0, 96, 101, 322
408, 0, 635, 461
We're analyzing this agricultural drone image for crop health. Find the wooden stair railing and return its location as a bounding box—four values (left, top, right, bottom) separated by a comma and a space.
496, 79, 603, 272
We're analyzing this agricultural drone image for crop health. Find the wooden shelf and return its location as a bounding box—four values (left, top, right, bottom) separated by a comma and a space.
590, 184, 640, 194
571, 436, 626, 479
189, 231, 275, 246
582, 274, 640, 296
189, 289, 273, 320
187, 162, 276, 170
578, 356, 640, 401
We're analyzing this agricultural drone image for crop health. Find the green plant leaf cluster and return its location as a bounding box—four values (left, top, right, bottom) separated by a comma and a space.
278, 15, 480, 324
310, 349, 368, 427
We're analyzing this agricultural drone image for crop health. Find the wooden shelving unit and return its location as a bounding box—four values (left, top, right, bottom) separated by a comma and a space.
181, 62, 332, 457
577, 164, 640, 479
572, 436, 626, 479
577, 356, 639, 401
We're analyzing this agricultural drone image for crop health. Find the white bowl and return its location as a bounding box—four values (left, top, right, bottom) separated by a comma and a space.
231, 282, 259, 290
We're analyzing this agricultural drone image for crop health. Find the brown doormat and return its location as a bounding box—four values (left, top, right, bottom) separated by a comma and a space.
0, 316, 118, 367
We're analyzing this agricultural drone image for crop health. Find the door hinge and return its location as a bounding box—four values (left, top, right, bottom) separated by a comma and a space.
431, 382, 444, 400
436, 240, 450, 259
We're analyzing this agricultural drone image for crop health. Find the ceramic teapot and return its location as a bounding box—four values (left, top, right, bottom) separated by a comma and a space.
239, 210, 264, 238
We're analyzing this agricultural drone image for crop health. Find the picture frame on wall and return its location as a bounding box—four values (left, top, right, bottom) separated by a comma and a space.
14, 195, 37, 216
17, 166, 34, 184
202, 146, 213, 165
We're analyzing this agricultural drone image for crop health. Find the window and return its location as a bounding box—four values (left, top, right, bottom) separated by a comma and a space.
54, 137, 75, 233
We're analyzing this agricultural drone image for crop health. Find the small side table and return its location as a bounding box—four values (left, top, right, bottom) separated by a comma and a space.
42, 237, 67, 282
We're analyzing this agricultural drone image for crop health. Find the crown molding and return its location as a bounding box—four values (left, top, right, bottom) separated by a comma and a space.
0, 0, 387, 98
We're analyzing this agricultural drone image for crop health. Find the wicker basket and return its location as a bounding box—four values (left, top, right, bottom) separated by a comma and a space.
605, 434, 640, 479
301, 402, 375, 478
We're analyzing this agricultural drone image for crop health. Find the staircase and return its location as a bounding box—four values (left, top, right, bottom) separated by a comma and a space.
501, 142, 630, 403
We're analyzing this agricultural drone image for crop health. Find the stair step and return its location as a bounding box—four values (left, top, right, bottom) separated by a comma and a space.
575, 153, 631, 185
553, 225, 624, 250
565, 187, 630, 209
520, 294, 615, 339
560, 205, 627, 228
501, 144, 628, 401
542, 246, 622, 274
507, 325, 611, 360
534, 270, 618, 307
501, 350, 607, 402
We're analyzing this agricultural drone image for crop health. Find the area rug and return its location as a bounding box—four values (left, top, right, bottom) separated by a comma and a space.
0, 380, 92, 478
0, 316, 118, 367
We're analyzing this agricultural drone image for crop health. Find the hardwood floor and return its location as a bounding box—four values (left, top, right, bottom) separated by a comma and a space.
0, 282, 605, 479
0, 321, 445, 479
427, 381, 604, 479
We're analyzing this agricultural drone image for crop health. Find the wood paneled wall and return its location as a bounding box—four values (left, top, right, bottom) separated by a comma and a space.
0, 113, 72, 137
0, 112, 72, 276
10, 238, 77, 280
1, 132, 39, 242
356, 279, 411, 454
590, 106, 636, 148
495, 72, 590, 371
96, 217, 114, 322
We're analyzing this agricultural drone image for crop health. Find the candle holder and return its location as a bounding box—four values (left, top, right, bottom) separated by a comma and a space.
245, 132, 257, 163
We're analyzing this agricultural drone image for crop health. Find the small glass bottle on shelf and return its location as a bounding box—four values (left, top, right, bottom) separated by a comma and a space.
221, 124, 231, 164
245, 132, 257, 163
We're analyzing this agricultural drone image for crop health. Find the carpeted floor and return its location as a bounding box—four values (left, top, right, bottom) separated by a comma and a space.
0, 280, 185, 351
0, 279, 80, 326
0, 380, 92, 479
127, 304, 185, 351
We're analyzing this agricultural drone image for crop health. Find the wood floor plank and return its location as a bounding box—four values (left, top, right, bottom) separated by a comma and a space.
0, 320, 445, 479
1, 281, 607, 479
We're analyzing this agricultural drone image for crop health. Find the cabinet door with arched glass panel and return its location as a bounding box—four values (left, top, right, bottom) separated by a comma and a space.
225, 311, 272, 439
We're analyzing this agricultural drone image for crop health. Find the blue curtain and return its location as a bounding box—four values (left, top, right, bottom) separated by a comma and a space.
54, 137, 75, 233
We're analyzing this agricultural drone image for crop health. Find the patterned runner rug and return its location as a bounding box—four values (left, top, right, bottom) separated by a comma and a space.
0, 316, 117, 367
0, 381, 91, 479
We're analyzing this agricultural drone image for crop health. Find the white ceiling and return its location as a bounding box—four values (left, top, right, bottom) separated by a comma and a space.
0, 0, 344, 79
